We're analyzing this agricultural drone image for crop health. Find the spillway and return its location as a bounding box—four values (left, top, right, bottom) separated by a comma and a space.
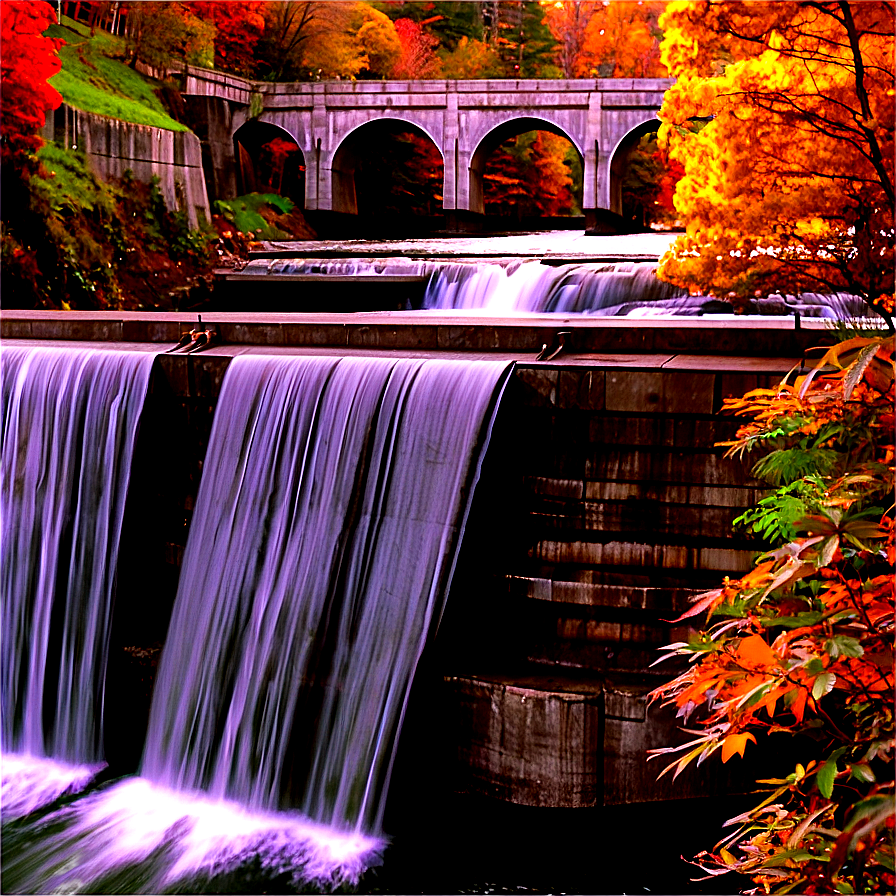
2, 352, 510, 893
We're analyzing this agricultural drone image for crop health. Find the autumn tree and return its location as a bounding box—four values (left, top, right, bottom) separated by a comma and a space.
125, 2, 215, 69
542, 0, 598, 78
656, 1, 895, 325
298, 2, 402, 80
0, 1, 62, 167
621, 132, 683, 229
572, 0, 668, 78
354, 130, 443, 216
439, 35, 503, 78
392, 17, 442, 78
484, 130, 579, 218
254, 1, 318, 80
185, 1, 266, 76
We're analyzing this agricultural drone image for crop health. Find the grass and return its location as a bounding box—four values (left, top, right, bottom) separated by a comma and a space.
34, 142, 119, 214
47, 18, 187, 132
214, 194, 296, 239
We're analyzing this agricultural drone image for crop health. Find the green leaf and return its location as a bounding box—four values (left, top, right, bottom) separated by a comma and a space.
761, 611, 825, 629
812, 672, 836, 700
816, 747, 848, 798
763, 849, 816, 867
847, 763, 876, 783
825, 636, 864, 659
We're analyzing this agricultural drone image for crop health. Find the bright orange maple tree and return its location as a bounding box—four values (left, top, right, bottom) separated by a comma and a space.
656, 1, 895, 326
650, 334, 895, 894
569, 0, 668, 78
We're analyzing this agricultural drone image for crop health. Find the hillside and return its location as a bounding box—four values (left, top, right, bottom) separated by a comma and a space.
46, 17, 186, 131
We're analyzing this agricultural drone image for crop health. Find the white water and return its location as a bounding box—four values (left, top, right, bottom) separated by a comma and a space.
258, 253, 871, 317
1, 347, 155, 819
6, 354, 510, 893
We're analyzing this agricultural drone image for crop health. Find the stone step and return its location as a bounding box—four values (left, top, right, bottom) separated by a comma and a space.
524, 475, 762, 507
505, 576, 699, 612
523, 502, 745, 542
528, 538, 754, 574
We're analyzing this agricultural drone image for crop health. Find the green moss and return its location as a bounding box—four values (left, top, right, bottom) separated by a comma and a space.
47, 19, 187, 132
214, 194, 295, 239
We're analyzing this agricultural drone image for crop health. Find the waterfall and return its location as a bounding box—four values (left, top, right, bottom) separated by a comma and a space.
260, 257, 687, 313
419, 259, 687, 313
5, 353, 510, 894
1, 347, 155, 819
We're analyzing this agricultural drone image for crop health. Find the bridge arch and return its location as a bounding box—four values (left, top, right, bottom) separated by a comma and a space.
330, 118, 444, 216
467, 117, 583, 216
606, 117, 662, 218
234, 120, 306, 208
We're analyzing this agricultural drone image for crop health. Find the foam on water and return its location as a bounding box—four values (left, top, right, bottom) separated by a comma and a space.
6, 777, 384, 893
0, 753, 105, 821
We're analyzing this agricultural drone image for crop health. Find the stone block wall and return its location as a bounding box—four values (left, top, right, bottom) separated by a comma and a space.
433, 360, 784, 807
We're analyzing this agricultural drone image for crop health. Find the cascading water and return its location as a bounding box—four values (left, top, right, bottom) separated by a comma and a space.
256, 256, 871, 317
260, 256, 686, 313
5, 353, 510, 894
1, 347, 156, 820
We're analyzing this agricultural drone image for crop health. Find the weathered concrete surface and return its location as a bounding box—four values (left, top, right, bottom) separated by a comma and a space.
0, 310, 831, 358
443, 672, 603, 807
177, 67, 670, 217
43, 104, 211, 228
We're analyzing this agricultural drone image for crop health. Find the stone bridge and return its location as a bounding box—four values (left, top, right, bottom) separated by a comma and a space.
179, 67, 672, 226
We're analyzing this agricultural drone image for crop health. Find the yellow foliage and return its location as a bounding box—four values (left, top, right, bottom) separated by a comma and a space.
656, 2, 895, 318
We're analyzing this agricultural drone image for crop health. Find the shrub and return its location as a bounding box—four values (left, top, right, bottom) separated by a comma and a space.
650, 336, 895, 895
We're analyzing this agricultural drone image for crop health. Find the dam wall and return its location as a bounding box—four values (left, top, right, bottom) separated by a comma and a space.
1, 312, 822, 806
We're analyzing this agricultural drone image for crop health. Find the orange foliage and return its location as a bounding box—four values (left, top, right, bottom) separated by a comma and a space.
650, 335, 895, 894
657, 2, 895, 322
572, 0, 667, 78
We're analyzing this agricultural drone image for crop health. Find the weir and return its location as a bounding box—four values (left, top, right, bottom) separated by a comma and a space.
1, 280, 837, 890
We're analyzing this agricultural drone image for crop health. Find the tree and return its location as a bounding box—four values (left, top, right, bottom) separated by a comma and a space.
392, 17, 442, 78
572, 0, 668, 78
482, 1, 560, 78
375, 1, 486, 49
0, 1, 63, 166
254, 1, 318, 81
354, 130, 443, 216
620, 132, 682, 229
186, 1, 266, 77
125, 2, 215, 69
542, 1, 599, 78
656, 2, 895, 325
439, 36, 503, 78
484, 130, 578, 217
298, 2, 401, 80
649, 334, 895, 894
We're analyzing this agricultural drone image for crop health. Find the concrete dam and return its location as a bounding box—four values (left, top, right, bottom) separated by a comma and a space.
1, 285, 829, 891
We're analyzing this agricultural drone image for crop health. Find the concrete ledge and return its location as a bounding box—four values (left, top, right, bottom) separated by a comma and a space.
0, 311, 830, 358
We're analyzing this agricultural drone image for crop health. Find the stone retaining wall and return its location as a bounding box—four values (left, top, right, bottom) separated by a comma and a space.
43, 104, 211, 228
